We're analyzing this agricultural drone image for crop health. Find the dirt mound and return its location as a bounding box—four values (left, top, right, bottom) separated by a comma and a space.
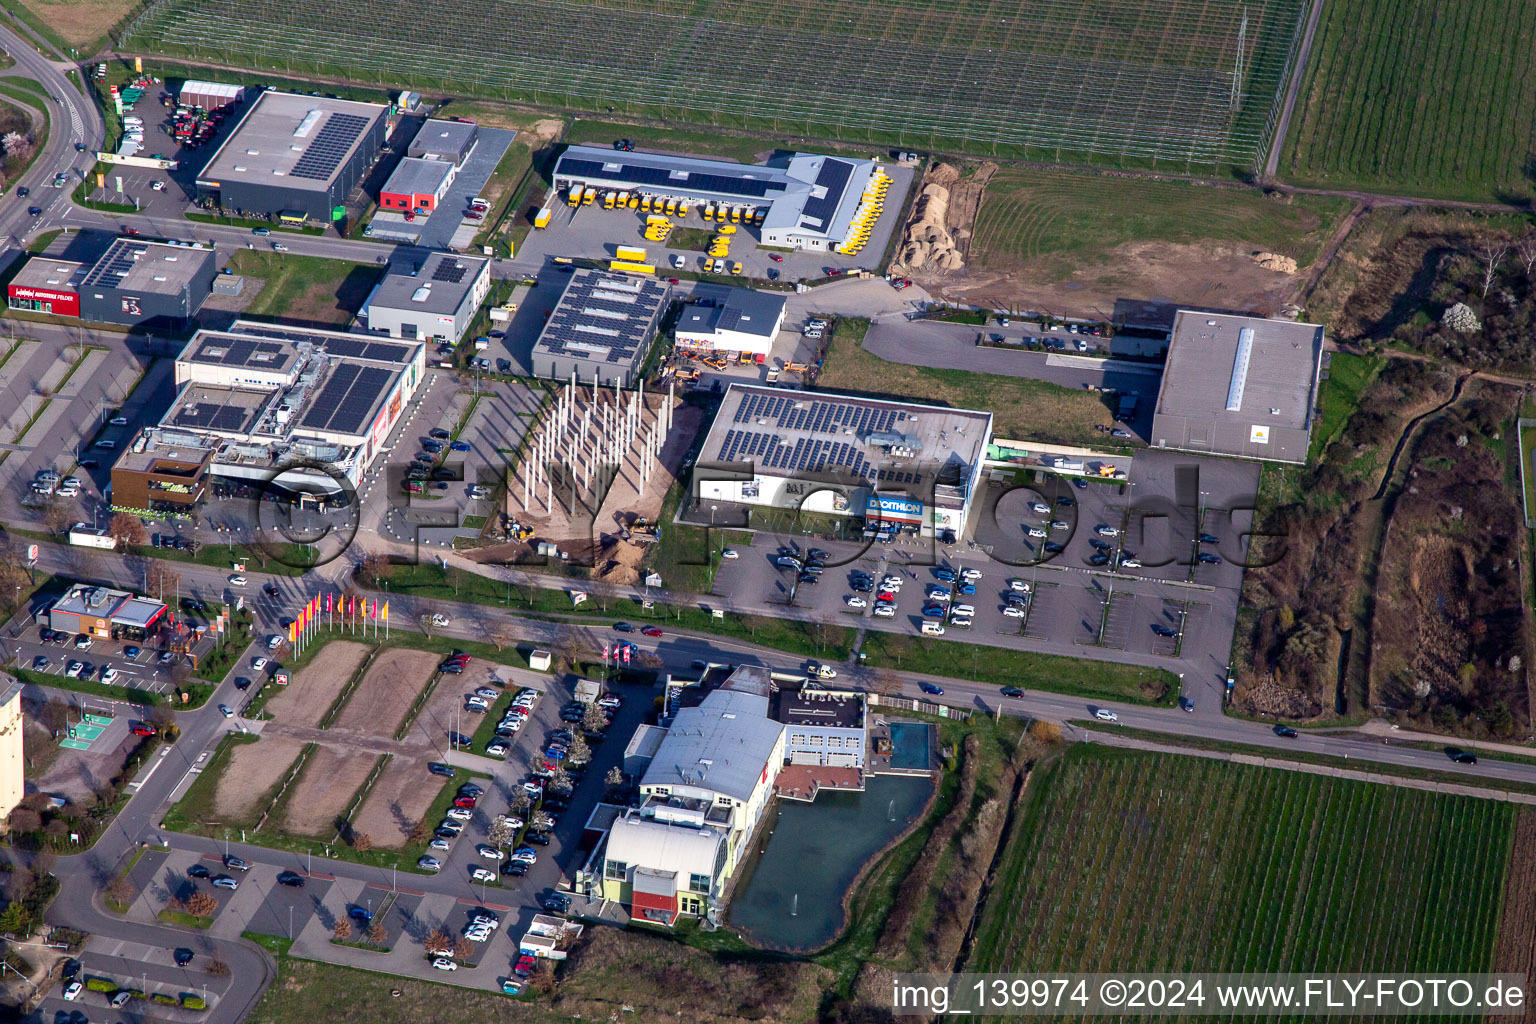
1254, 251, 1298, 273
893, 162, 996, 275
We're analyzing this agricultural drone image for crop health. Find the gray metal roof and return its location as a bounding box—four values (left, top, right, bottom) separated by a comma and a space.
367, 252, 488, 316
532, 269, 669, 366
198, 90, 385, 193
381, 156, 453, 197
80, 240, 213, 295
640, 684, 782, 804
1152, 310, 1324, 464
408, 118, 477, 162
709, 288, 786, 339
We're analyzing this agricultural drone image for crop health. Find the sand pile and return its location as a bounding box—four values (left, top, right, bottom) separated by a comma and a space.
897, 175, 964, 271
1253, 251, 1298, 273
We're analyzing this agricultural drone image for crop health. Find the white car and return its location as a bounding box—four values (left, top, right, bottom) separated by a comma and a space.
429, 837, 452, 851
63, 981, 82, 1001
882, 577, 903, 587
151, 180, 166, 191
720, 548, 739, 559
1026, 527, 1048, 538
960, 568, 983, 581
846, 597, 866, 609
511, 849, 538, 864
432, 957, 458, 971
1010, 579, 1032, 593
228, 574, 247, 586
251, 657, 268, 671
1119, 558, 1142, 570
1094, 708, 1119, 722
1002, 606, 1026, 618
873, 606, 896, 618
431, 613, 451, 626
477, 844, 502, 860
446, 807, 473, 821
949, 617, 972, 629
437, 820, 463, 835
470, 867, 496, 883
267, 635, 283, 649
951, 604, 975, 617
108, 416, 129, 426
1029, 502, 1051, 514
466, 696, 489, 709
1095, 526, 1120, 537
100, 666, 119, 683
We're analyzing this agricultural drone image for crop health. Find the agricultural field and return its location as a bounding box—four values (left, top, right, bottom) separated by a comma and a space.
961, 167, 1351, 317
1280, 0, 1536, 200
122, 0, 1305, 172
970, 748, 1516, 989
11, 0, 132, 49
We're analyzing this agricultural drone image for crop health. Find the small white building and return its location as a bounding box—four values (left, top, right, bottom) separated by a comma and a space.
673, 289, 786, 361
362, 252, 491, 344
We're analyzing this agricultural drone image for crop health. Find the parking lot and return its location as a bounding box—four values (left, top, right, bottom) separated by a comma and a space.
5, 609, 216, 696
365, 125, 517, 249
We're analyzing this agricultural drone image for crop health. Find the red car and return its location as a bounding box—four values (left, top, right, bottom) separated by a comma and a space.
769, 254, 784, 263
876, 591, 895, 602
514, 954, 537, 978
641, 626, 662, 637
122, 227, 140, 236
453, 796, 476, 808
131, 724, 157, 736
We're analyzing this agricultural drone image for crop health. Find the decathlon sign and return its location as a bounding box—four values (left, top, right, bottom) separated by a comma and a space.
866, 493, 924, 523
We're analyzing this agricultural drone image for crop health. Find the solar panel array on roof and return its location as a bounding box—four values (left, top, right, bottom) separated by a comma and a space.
80, 243, 145, 288
560, 157, 785, 200
536, 272, 668, 361
311, 335, 412, 364
298, 364, 393, 434
290, 113, 370, 181
431, 260, 468, 284
799, 159, 853, 226
190, 336, 292, 369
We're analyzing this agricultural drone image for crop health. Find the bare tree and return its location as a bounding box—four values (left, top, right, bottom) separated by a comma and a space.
488, 622, 514, 651
145, 563, 182, 601
183, 891, 218, 917
108, 512, 148, 549
1515, 230, 1536, 280
452, 937, 474, 961
565, 731, 591, 766
486, 817, 516, 849
1478, 237, 1510, 298
407, 820, 430, 845
39, 699, 69, 735
425, 928, 453, 955
357, 552, 392, 586
366, 919, 386, 946
871, 668, 903, 697
604, 766, 624, 789
206, 958, 230, 977
105, 874, 134, 905
351, 832, 373, 852
582, 701, 609, 733
418, 611, 439, 639
551, 625, 583, 672
333, 919, 351, 941
40, 499, 72, 536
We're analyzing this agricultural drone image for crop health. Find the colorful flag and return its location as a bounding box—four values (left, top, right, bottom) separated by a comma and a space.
623, 644, 631, 665
325, 592, 332, 614
346, 594, 354, 616
381, 601, 388, 621
368, 599, 376, 619
289, 620, 296, 643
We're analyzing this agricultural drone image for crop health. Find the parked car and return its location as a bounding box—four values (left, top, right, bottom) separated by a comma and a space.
428, 762, 455, 777
223, 855, 250, 872
418, 856, 442, 871
211, 874, 239, 890
277, 871, 306, 887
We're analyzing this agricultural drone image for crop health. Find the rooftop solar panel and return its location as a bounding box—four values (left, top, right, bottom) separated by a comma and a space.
800, 159, 854, 225
290, 112, 371, 181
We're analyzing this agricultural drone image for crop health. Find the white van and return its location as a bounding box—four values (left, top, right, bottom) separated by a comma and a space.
920, 621, 945, 636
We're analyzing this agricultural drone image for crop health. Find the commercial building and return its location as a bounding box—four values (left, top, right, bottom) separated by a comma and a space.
773, 687, 867, 770
46, 584, 167, 642
694, 384, 993, 540
6, 256, 84, 317
0, 679, 22, 835
552, 145, 887, 252
407, 118, 477, 165
196, 90, 389, 221
601, 666, 785, 925
530, 269, 670, 386
111, 321, 424, 511
673, 288, 787, 361
77, 239, 216, 329
378, 157, 455, 213
361, 252, 490, 343
7, 239, 215, 329
1151, 310, 1325, 464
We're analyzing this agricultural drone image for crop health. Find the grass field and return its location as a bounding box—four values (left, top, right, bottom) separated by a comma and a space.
971, 168, 1351, 276
1308, 352, 1383, 463
970, 747, 1513, 987
816, 319, 1112, 446
1280, 0, 1536, 200
228, 251, 382, 326
122, 0, 1306, 173
14, 0, 133, 49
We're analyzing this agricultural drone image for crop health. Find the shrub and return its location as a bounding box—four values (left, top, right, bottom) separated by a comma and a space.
153, 992, 178, 1005
86, 977, 117, 993
181, 995, 207, 1009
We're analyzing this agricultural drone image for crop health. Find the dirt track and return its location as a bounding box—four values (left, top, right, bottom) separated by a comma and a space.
350, 758, 442, 848
329, 647, 440, 737
277, 746, 380, 838
211, 737, 306, 824
263, 641, 371, 728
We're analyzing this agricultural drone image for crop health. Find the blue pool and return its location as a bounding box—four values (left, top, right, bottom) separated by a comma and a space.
889, 721, 933, 770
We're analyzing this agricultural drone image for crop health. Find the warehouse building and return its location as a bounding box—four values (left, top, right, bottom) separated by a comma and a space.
530, 269, 670, 386
407, 118, 477, 165
673, 288, 786, 361
378, 156, 455, 213
552, 145, 886, 252
362, 252, 491, 343
1151, 310, 1325, 464
196, 90, 389, 222
112, 321, 424, 511
7, 240, 214, 329
693, 384, 992, 540
46, 584, 167, 642
178, 80, 243, 111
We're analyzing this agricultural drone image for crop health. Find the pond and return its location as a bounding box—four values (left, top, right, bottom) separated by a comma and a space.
729, 773, 934, 950
890, 721, 933, 770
